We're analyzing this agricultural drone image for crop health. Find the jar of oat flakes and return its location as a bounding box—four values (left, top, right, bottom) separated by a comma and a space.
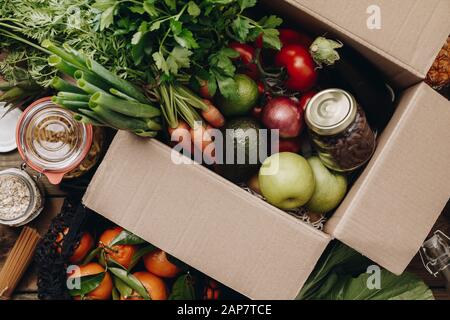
0, 168, 44, 227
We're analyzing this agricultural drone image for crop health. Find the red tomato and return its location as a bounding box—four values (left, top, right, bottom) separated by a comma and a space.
251, 105, 263, 120
256, 29, 312, 49
299, 91, 317, 111
229, 42, 259, 80
279, 29, 312, 48
275, 45, 317, 92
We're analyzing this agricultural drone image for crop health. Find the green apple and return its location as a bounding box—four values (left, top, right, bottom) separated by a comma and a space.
259, 152, 315, 210
306, 156, 348, 213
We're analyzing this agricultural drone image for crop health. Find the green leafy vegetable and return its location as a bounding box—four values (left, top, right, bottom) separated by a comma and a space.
297, 241, 434, 301
169, 274, 196, 300
109, 267, 151, 300
69, 272, 105, 297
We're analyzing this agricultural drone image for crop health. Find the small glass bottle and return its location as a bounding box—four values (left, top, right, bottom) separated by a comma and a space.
305, 89, 376, 172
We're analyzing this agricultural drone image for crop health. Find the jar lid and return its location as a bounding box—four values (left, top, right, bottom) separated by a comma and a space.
0, 168, 43, 227
0, 104, 22, 153
305, 89, 357, 136
16, 97, 93, 184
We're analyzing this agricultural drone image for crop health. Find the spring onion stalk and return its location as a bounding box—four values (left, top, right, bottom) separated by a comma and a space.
52, 96, 88, 111
79, 108, 105, 124
74, 70, 111, 92
90, 92, 161, 118
73, 113, 104, 126
57, 92, 90, 102
110, 88, 138, 102
89, 103, 149, 131
86, 58, 148, 103
77, 79, 107, 95
48, 55, 78, 77
50, 77, 84, 94
62, 43, 90, 69
42, 40, 88, 71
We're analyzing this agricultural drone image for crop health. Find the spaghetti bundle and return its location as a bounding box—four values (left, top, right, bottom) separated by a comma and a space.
0, 227, 41, 299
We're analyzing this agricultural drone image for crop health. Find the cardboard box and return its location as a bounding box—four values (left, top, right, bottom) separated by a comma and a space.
83, 1, 450, 299
268, 0, 450, 88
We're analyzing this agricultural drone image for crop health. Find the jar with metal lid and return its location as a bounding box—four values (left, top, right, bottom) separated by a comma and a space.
16, 97, 93, 184
305, 89, 376, 172
0, 168, 44, 227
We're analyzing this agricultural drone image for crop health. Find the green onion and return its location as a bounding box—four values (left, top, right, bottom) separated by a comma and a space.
89, 103, 149, 131
73, 113, 104, 126
74, 70, 111, 92
79, 108, 106, 124
42, 40, 88, 71
110, 88, 138, 102
90, 92, 161, 118
77, 79, 107, 95
52, 96, 88, 111
48, 55, 78, 77
86, 58, 148, 103
57, 92, 90, 102
50, 77, 84, 94
62, 43, 90, 69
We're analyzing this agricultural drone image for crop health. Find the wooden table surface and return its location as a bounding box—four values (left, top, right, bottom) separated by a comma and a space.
1, 149, 449, 300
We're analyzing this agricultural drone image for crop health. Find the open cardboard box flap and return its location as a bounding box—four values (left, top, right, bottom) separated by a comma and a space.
326, 83, 450, 275
265, 0, 450, 88
83, 133, 331, 300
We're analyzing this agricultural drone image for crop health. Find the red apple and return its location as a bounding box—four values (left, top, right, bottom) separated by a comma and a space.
278, 137, 302, 154
261, 97, 304, 138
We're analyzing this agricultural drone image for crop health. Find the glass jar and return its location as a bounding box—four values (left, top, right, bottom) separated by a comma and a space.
305, 89, 376, 172
0, 168, 44, 227
16, 97, 93, 184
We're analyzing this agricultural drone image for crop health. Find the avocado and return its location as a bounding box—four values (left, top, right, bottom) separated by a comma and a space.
214, 118, 268, 183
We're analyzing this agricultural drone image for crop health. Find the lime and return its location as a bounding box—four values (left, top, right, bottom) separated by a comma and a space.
216, 74, 259, 117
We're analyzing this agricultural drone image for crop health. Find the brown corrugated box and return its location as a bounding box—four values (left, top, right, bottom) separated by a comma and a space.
265, 0, 450, 87
83, 1, 450, 299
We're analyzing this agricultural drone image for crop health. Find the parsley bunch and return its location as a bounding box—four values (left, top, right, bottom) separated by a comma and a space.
94, 0, 283, 98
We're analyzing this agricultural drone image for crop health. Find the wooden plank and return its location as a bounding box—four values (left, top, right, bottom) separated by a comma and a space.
0, 198, 65, 295
0, 151, 65, 197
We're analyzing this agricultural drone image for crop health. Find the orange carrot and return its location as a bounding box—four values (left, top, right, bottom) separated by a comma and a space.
201, 99, 225, 128
190, 123, 216, 164
168, 120, 193, 156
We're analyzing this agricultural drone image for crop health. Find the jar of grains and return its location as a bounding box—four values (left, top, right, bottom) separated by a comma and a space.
305, 89, 376, 172
0, 168, 44, 227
